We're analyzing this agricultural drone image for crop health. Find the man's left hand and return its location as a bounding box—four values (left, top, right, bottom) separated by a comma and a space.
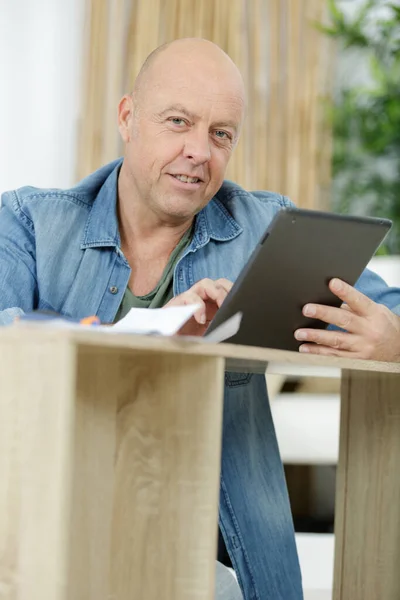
294, 278, 400, 362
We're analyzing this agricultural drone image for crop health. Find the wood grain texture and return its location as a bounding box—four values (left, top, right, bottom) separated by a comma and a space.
334, 370, 400, 600
0, 334, 225, 600
69, 344, 225, 599
67, 347, 119, 598
6, 325, 400, 375
2, 327, 400, 599
108, 349, 225, 600
0, 336, 76, 600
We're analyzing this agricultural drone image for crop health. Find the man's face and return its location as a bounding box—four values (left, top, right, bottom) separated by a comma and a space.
119, 60, 245, 222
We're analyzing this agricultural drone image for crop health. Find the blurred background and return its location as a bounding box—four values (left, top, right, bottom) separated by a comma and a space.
1, 0, 399, 251
1, 1, 399, 598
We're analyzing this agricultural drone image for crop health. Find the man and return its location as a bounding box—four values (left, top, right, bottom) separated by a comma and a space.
0, 38, 399, 599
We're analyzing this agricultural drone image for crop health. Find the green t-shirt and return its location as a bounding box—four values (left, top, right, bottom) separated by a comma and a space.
114, 225, 193, 322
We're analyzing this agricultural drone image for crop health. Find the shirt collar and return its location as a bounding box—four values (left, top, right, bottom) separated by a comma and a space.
193, 190, 243, 249
81, 159, 122, 249
81, 159, 242, 250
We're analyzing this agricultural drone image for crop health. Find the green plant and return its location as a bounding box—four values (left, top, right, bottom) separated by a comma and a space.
320, 0, 400, 254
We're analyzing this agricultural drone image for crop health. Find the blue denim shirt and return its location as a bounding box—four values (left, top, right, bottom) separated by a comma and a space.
1, 158, 399, 599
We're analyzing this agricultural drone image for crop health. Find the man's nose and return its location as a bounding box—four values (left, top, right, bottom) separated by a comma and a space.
183, 129, 211, 164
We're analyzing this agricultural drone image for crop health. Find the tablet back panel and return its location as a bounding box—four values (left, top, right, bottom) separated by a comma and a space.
206, 208, 391, 350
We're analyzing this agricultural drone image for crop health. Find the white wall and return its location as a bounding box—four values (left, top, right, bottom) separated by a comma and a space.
0, 0, 85, 192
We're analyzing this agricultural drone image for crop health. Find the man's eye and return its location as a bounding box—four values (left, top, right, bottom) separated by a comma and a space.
215, 130, 231, 140
169, 117, 186, 126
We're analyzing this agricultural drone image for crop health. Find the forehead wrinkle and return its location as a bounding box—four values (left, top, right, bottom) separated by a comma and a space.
157, 104, 197, 120
158, 102, 240, 124
156, 93, 242, 120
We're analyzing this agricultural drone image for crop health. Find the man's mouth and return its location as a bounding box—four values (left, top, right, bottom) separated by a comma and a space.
172, 174, 201, 184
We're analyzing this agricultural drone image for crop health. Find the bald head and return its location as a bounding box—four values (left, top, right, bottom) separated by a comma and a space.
133, 38, 245, 109
118, 38, 246, 223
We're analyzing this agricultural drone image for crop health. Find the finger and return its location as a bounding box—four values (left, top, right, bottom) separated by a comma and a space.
192, 279, 230, 307
205, 284, 229, 308
298, 343, 360, 358
340, 303, 352, 312
294, 327, 361, 351
173, 291, 207, 323
192, 278, 232, 297
214, 278, 234, 294
215, 286, 230, 307
190, 296, 208, 324
329, 278, 375, 317
302, 302, 360, 333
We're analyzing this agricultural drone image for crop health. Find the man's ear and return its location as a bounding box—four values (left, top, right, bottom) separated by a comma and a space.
118, 94, 134, 143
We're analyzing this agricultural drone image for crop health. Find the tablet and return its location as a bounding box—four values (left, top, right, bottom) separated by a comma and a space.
205, 208, 392, 350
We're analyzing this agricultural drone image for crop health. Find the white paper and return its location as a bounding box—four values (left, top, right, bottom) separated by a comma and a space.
110, 307, 242, 342
110, 304, 201, 336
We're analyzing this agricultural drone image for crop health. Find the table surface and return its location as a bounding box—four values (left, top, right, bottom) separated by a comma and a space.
6, 324, 400, 375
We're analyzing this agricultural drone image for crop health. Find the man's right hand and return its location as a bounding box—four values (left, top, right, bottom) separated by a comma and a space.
165, 278, 233, 336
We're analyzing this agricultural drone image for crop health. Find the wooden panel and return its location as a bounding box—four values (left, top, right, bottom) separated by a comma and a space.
108, 349, 225, 600
0, 333, 225, 600
4, 325, 400, 376
67, 348, 119, 598
2, 324, 400, 600
68, 344, 225, 600
0, 337, 76, 600
334, 370, 400, 600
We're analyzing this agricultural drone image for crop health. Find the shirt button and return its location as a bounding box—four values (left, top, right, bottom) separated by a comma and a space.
109, 286, 118, 294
